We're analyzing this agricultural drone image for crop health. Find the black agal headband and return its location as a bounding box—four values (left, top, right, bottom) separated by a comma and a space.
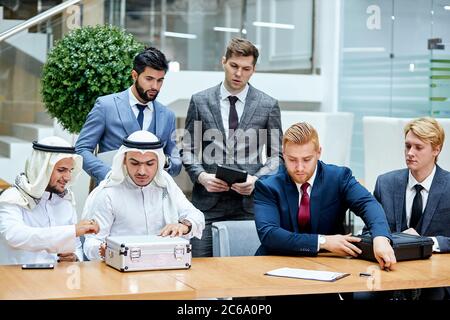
122, 137, 164, 149
32, 141, 76, 154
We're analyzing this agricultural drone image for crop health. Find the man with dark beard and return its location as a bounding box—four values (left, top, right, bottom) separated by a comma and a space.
75, 47, 181, 184
0, 137, 99, 265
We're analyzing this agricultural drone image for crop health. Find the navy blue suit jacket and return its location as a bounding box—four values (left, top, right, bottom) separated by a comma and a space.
75, 89, 181, 183
254, 161, 391, 256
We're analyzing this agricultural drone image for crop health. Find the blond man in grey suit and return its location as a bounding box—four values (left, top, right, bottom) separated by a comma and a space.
374, 117, 450, 300
182, 38, 283, 257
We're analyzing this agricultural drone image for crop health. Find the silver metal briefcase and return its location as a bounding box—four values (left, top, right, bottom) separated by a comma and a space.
105, 235, 192, 272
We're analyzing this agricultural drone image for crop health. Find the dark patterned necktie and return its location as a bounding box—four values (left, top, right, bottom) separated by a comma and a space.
228, 96, 239, 130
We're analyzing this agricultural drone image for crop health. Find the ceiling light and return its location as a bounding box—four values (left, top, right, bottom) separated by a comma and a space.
252, 21, 295, 29
213, 27, 241, 33
163, 31, 197, 39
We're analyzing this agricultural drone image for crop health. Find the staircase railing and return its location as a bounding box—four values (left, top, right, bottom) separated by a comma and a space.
0, 0, 81, 42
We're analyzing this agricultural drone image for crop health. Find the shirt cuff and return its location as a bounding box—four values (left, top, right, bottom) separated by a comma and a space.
164, 155, 171, 169
84, 237, 103, 261
430, 237, 440, 252
184, 218, 201, 239
49, 225, 76, 254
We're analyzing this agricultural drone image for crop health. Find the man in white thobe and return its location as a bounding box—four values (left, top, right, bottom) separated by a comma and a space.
83, 131, 205, 261
0, 137, 99, 265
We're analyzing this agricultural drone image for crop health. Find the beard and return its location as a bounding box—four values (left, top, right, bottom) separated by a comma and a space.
45, 184, 65, 195
135, 80, 159, 103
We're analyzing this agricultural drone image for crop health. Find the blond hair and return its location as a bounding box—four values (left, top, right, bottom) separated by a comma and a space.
224, 38, 259, 66
283, 122, 320, 151
404, 117, 445, 162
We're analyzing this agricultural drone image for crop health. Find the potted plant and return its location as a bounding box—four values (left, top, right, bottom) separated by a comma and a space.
41, 25, 144, 134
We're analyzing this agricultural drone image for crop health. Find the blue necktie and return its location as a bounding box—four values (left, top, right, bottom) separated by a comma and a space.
136, 104, 147, 129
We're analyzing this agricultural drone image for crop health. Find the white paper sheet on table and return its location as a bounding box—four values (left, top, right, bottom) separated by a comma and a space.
265, 267, 349, 282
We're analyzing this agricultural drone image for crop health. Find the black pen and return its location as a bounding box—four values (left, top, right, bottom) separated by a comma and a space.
359, 272, 372, 277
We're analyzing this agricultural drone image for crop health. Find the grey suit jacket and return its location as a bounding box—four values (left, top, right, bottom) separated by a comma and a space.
182, 83, 282, 213
373, 165, 450, 252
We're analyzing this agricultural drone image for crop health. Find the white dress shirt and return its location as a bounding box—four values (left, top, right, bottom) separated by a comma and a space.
220, 83, 249, 139
295, 166, 319, 250
406, 166, 439, 251
0, 191, 82, 265
128, 87, 153, 130
83, 176, 205, 260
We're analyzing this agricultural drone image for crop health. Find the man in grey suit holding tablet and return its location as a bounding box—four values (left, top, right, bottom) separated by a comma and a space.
182, 38, 283, 257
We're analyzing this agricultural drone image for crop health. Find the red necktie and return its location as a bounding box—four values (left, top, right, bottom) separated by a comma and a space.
298, 182, 310, 231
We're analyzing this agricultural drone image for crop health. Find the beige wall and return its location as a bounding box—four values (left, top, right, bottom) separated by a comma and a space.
61, 0, 104, 34
83, 0, 105, 27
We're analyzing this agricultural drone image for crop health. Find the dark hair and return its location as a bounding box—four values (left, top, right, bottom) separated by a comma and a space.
133, 47, 168, 74
224, 38, 259, 66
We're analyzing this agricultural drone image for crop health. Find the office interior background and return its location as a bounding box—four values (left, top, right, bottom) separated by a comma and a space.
0, 0, 449, 233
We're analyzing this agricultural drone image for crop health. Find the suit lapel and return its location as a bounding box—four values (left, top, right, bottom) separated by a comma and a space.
152, 100, 164, 137
210, 84, 226, 137
420, 166, 446, 234
115, 89, 140, 136
394, 170, 408, 232
310, 161, 323, 232
237, 84, 259, 131
283, 167, 300, 233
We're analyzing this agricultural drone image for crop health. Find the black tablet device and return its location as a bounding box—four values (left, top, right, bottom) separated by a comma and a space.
215, 164, 248, 186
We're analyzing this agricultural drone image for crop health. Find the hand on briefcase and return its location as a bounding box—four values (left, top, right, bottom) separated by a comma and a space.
105, 235, 192, 272
355, 232, 433, 262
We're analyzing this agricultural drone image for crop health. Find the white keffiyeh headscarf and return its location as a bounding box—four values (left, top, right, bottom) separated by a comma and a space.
0, 136, 82, 210
82, 131, 179, 224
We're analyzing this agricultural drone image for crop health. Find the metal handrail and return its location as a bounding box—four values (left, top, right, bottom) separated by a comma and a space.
0, 0, 82, 42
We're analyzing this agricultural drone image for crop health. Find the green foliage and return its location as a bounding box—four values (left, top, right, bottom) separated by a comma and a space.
41, 25, 144, 133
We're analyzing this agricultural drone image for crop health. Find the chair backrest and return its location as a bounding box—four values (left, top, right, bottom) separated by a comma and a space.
212, 220, 261, 257
280, 111, 354, 167
363, 116, 450, 192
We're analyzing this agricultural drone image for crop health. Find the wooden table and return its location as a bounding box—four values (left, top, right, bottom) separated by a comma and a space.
0, 261, 195, 300
0, 178, 10, 190
168, 255, 450, 299
1, 255, 449, 300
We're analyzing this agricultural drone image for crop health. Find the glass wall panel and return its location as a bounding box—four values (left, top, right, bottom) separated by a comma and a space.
108, 0, 313, 73
430, 0, 450, 117
391, 0, 431, 118
339, 0, 449, 180
0, 0, 105, 136
339, 0, 394, 178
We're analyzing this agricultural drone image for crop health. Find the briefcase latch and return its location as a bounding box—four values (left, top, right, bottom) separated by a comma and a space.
130, 247, 141, 261
174, 245, 185, 260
